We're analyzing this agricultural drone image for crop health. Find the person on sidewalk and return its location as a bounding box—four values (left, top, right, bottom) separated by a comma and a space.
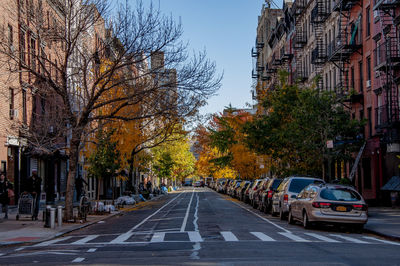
75, 174, 88, 202
25, 171, 42, 220
0, 173, 13, 219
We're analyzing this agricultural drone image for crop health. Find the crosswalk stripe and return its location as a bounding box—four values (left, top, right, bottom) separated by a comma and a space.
330, 234, 369, 244
71, 235, 99, 245
34, 236, 72, 247
362, 236, 400, 246
304, 233, 340, 243
188, 231, 203, 242
110, 232, 134, 244
279, 232, 310, 242
250, 232, 275, 241
220, 231, 239, 241
151, 232, 165, 242
72, 257, 85, 263
87, 248, 97, 252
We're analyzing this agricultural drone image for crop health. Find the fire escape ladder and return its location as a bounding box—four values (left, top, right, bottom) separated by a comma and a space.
375, 2, 399, 129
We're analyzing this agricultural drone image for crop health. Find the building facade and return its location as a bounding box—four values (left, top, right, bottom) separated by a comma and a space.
253, 0, 400, 204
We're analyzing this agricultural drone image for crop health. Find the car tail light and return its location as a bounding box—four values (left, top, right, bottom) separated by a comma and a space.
312, 202, 331, 208
253, 187, 258, 191
268, 191, 273, 198
283, 194, 288, 204
352, 204, 367, 211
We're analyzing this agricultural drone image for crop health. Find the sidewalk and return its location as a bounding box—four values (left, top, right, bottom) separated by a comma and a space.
0, 193, 167, 247
0, 207, 121, 247
365, 207, 400, 241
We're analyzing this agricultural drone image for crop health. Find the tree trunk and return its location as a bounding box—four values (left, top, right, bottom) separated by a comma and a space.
64, 136, 80, 221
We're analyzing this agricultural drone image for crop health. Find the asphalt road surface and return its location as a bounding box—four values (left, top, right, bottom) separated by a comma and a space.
1, 187, 399, 265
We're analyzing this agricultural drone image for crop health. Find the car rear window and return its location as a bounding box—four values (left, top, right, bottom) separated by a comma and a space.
288, 179, 320, 193
320, 188, 361, 201
270, 179, 282, 190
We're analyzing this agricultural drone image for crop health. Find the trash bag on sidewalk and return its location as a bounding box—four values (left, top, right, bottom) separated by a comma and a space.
115, 196, 135, 205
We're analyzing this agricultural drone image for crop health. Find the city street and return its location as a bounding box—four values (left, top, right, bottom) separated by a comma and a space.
0, 187, 399, 265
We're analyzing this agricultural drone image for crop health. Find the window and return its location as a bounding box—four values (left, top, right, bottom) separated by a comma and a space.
22, 89, 27, 124
30, 37, 36, 70
366, 7, 371, 37
9, 88, 14, 120
41, 96, 46, 115
8, 24, 13, 50
20, 29, 26, 64
359, 61, 363, 92
351, 66, 355, 89
367, 56, 371, 83
368, 107, 372, 137
333, 68, 336, 88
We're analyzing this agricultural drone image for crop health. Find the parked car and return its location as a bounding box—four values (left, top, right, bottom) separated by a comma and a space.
271, 176, 325, 220
228, 180, 241, 197
251, 179, 269, 208
238, 181, 252, 201
247, 179, 263, 206
288, 184, 368, 230
259, 178, 283, 213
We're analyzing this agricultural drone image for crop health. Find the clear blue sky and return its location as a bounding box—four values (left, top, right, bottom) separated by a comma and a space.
157, 0, 267, 116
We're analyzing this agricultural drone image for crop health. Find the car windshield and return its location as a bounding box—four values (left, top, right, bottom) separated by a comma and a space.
288, 179, 319, 193
320, 188, 361, 201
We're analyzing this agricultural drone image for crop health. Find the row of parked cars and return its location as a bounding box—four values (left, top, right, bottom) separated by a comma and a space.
209, 176, 368, 231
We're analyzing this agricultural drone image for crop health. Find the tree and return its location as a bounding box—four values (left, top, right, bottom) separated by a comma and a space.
0, 0, 221, 220
152, 133, 195, 185
244, 73, 364, 176
86, 127, 121, 201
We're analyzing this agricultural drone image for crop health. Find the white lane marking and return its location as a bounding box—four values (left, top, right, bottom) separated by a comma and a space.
304, 233, 340, 243
15, 247, 25, 251
126, 192, 183, 234
97, 221, 105, 224
250, 232, 275, 241
362, 236, 400, 246
34, 236, 72, 247
72, 257, 85, 263
330, 234, 369, 244
71, 235, 99, 245
109, 232, 134, 244
87, 248, 97, 253
181, 190, 195, 232
188, 231, 203, 242
0, 253, 4, 257
193, 193, 200, 232
228, 198, 291, 233
279, 232, 310, 242
150, 232, 165, 243
220, 231, 239, 241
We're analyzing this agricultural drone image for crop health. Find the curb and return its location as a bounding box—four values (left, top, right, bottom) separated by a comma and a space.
364, 228, 400, 242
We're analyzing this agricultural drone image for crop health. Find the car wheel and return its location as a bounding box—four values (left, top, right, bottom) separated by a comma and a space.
288, 210, 295, 225
279, 209, 286, 220
303, 211, 311, 229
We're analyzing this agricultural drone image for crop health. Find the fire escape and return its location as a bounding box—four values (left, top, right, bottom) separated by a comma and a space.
373, 0, 400, 142
329, 0, 362, 96
311, 0, 329, 89
293, 0, 308, 82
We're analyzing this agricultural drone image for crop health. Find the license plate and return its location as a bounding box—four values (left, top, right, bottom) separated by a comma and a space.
336, 206, 347, 212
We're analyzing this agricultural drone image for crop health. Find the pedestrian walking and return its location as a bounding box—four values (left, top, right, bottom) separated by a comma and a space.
25, 171, 42, 220
0, 173, 13, 219
146, 180, 152, 193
